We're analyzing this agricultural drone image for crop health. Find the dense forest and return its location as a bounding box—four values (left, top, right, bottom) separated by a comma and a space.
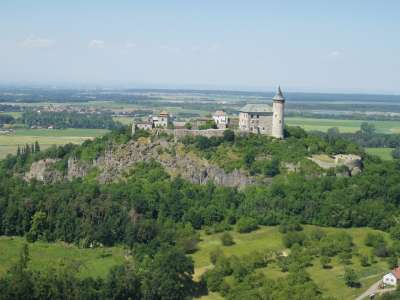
1, 126, 400, 299
21, 111, 121, 130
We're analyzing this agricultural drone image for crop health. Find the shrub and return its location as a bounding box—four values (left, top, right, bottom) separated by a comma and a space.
364, 233, 385, 248
359, 254, 369, 267
344, 268, 360, 288
236, 217, 258, 233
282, 231, 307, 248
203, 269, 224, 292
210, 248, 224, 265
279, 221, 303, 233
220, 232, 235, 246
387, 256, 398, 269
320, 256, 331, 269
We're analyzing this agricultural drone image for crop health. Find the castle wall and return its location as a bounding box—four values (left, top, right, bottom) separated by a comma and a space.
159, 128, 226, 139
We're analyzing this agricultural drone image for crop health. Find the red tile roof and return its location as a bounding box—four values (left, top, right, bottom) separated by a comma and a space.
392, 267, 400, 279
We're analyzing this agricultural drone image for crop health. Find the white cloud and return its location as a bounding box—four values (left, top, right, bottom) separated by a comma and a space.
125, 41, 137, 49
160, 45, 181, 53
20, 36, 55, 49
88, 40, 105, 49
330, 50, 341, 57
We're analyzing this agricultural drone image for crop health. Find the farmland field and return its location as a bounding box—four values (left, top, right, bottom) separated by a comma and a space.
366, 148, 394, 160
0, 128, 109, 158
286, 117, 400, 134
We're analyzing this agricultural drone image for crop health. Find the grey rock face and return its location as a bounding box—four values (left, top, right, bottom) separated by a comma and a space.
24, 159, 63, 183
24, 139, 257, 188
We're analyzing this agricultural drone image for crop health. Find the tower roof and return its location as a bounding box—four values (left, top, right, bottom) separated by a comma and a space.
272, 86, 285, 101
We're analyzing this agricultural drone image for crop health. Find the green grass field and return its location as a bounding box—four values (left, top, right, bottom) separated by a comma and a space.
192, 225, 391, 300
0, 128, 109, 158
0, 237, 126, 279
1, 112, 22, 118
286, 117, 400, 134
366, 148, 394, 160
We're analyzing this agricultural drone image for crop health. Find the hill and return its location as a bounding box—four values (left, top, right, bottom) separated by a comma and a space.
0, 126, 400, 299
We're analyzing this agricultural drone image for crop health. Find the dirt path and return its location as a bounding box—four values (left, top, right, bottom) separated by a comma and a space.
355, 280, 395, 300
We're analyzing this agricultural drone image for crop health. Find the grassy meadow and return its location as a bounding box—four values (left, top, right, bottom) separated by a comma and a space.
0, 128, 109, 158
192, 225, 391, 300
366, 148, 394, 160
286, 117, 400, 134
0, 236, 126, 279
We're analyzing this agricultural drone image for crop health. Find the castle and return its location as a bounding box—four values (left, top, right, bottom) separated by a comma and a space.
238, 86, 285, 138
132, 86, 286, 139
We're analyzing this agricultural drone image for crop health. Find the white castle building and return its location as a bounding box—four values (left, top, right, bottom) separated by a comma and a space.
239, 86, 285, 138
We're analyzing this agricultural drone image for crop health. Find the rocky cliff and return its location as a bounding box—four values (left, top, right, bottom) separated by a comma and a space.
25, 138, 258, 188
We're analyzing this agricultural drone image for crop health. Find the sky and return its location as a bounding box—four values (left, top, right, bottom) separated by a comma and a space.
0, 0, 399, 93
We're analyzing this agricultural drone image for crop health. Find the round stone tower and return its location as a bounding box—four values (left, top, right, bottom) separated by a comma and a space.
271, 86, 285, 139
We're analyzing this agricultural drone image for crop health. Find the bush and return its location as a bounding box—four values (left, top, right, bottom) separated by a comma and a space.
236, 217, 258, 233
223, 130, 235, 142
282, 231, 307, 248
365, 233, 385, 247
320, 256, 331, 269
279, 221, 303, 233
210, 248, 224, 265
220, 232, 234, 246
203, 269, 224, 292
359, 254, 370, 267
387, 256, 398, 269
344, 268, 360, 288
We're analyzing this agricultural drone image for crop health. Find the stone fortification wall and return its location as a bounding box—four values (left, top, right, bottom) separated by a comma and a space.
159, 128, 226, 139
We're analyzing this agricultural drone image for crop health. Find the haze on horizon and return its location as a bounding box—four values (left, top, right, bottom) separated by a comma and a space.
1, 0, 399, 94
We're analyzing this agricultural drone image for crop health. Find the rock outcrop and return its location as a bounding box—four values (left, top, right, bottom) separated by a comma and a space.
309, 154, 363, 176
24, 138, 258, 188
24, 158, 63, 183
96, 138, 256, 188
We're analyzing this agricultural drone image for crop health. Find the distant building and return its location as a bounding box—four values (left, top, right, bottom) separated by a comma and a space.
212, 110, 229, 129
132, 111, 171, 134
239, 86, 285, 138
153, 111, 170, 128
239, 103, 273, 135
383, 267, 400, 286
136, 122, 153, 131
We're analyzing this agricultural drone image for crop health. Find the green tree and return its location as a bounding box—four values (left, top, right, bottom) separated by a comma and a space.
105, 264, 142, 300
360, 122, 376, 135
236, 217, 258, 233
223, 129, 235, 142
344, 268, 360, 288
141, 246, 194, 300
26, 211, 47, 242
392, 147, 400, 159
387, 256, 398, 269
220, 232, 235, 246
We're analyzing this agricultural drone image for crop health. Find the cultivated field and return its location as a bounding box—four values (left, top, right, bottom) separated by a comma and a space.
0, 128, 109, 158
286, 117, 400, 134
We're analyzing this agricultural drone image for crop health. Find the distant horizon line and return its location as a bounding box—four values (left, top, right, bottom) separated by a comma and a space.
0, 81, 399, 96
